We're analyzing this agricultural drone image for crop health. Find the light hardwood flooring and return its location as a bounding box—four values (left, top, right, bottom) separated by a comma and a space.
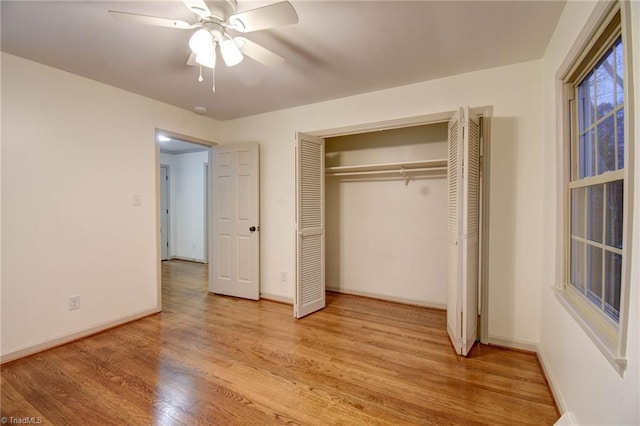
1, 260, 559, 425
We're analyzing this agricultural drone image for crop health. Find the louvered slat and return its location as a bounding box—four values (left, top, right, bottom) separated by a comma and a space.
448, 116, 460, 244
296, 133, 325, 318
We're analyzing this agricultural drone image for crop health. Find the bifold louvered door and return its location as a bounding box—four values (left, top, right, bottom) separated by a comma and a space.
447, 106, 480, 356
295, 132, 325, 318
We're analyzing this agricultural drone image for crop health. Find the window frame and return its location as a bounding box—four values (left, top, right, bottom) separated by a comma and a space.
555, 1, 634, 375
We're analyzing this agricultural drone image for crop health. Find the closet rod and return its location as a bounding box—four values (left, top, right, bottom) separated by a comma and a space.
327, 166, 447, 177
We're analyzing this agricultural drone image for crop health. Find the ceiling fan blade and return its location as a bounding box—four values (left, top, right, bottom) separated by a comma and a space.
229, 1, 298, 33
187, 52, 198, 67
182, 0, 211, 18
236, 37, 284, 68
109, 11, 194, 29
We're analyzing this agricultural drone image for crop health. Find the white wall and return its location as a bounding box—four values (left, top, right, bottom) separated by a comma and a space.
160, 151, 209, 262
1, 53, 220, 360
222, 59, 545, 346
325, 124, 448, 307
538, 2, 640, 424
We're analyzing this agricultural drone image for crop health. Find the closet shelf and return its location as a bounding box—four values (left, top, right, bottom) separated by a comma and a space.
325, 159, 447, 186
325, 159, 447, 176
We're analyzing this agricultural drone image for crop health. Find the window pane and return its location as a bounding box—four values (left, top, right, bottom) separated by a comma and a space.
571, 187, 586, 238
597, 115, 615, 174
579, 129, 596, 178
587, 245, 603, 304
604, 251, 621, 322
596, 49, 615, 119
617, 109, 624, 169
578, 73, 595, 131
571, 240, 586, 291
615, 39, 624, 106
587, 185, 603, 243
605, 180, 624, 249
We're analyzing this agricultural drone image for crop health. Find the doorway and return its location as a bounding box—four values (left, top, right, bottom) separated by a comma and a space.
155, 129, 216, 308
294, 107, 492, 346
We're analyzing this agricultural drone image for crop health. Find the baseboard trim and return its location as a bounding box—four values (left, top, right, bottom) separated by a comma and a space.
260, 293, 293, 305
0, 308, 160, 364
171, 256, 207, 264
326, 286, 446, 310
486, 335, 538, 353
536, 345, 568, 415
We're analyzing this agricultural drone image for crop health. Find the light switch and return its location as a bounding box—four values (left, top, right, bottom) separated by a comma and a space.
133, 194, 142, 206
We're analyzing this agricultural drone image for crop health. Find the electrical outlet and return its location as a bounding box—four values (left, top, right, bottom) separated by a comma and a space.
69, 295, 80, 311
280, 272, 287, 282
132, 194, 142, 206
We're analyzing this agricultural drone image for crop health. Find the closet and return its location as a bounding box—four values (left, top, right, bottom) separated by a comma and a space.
323, 123, 449, 308
295, 107, 484, 356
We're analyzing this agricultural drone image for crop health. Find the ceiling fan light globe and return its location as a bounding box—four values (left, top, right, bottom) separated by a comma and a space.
189, 29, 213, 55
196, 48, 217, 69
220, 38, 244, 67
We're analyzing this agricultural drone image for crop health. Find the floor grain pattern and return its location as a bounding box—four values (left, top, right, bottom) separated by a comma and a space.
1, 260, 559, 425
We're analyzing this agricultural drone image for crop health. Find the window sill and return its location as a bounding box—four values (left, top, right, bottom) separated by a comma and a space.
553, 285, 627, 376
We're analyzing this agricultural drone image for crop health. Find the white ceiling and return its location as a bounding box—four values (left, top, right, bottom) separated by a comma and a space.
1, 1, 565, 121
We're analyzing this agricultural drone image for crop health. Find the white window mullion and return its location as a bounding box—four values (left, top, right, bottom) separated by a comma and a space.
601, 184, 607, 310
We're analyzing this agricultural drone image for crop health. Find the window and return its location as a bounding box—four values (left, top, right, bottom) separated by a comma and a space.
557, 3, 633, 374
570, 36, 624, 322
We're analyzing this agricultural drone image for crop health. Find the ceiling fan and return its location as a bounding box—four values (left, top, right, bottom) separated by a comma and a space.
109, 0, 298, 91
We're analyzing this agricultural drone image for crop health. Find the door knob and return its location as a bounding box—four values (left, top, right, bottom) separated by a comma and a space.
249, 226, 257, 232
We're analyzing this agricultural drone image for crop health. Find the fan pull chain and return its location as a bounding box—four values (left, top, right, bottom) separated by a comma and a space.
198, 65, 204, 82
212, 67, 216, 93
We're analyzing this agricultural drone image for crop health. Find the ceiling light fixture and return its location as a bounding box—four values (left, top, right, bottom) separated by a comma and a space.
195, 44, 217, 69
158, 135, 171, 142
189, 29, 213, 56
220, 37, 244, 67
109, 0, 298, 91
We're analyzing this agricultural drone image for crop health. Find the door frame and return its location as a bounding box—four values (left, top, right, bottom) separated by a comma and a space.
155, 128, 217, 310
203, 162, 209, 263
160, 164, 171, 261
300, 107, 492, 342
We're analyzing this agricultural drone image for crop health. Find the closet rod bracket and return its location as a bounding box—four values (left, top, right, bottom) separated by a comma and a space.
400, 167, 410, 186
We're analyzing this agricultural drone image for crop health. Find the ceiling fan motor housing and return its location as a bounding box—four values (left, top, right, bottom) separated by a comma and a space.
195, 0, 237, 22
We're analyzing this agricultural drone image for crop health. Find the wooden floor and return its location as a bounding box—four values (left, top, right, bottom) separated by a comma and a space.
1, 260, 559, 425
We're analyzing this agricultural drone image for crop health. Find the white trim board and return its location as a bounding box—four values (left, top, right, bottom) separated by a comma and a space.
0, 308, 160, 364
536, 344, 569, 415
326, 287, 447, 311
486, 335, 538, 353
172, 255, 207, 264
260, 293, 293, 305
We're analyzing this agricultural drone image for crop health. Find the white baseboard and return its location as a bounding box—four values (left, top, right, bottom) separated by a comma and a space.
536, 344, 568, 414
326, 286, 446, 310
486, 335, 539, 352
554, 412, 577, 425
0, 307, 160, 364
260, 293, 293, 305
171, 256, 207, 264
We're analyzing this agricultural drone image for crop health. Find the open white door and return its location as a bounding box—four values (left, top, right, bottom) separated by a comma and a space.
210, 142, 260, 300
447, 106, 480, 356
294, 132, 325, 318
160, 165, 170, 261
